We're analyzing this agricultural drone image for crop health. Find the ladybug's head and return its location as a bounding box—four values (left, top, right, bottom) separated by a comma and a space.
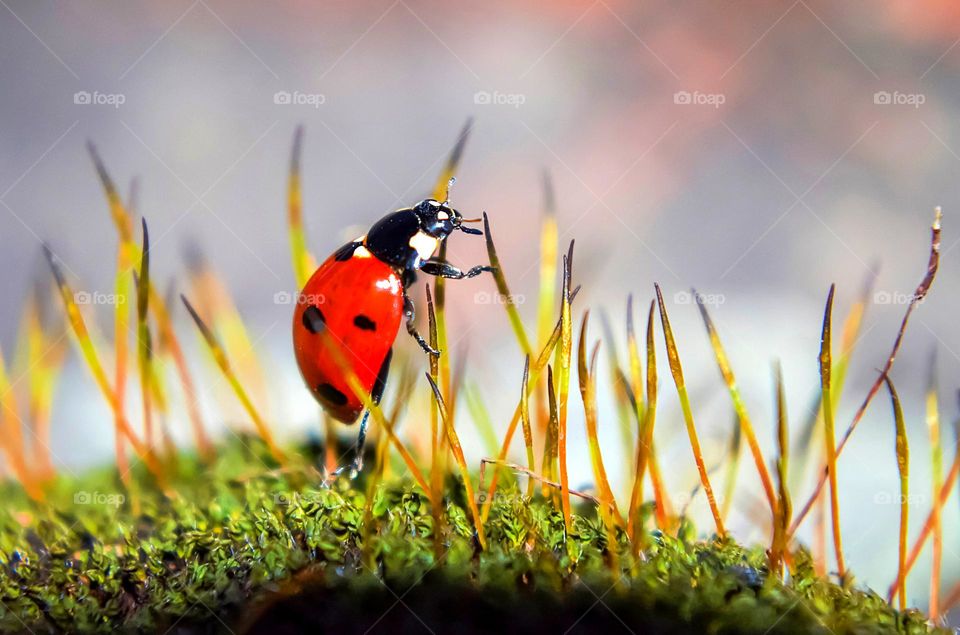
414, 199, 483, 239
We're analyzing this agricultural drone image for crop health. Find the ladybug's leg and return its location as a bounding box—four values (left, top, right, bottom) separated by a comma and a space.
403, 292, 440, 357
420, 260, 493, 280
350, 348, 393, 475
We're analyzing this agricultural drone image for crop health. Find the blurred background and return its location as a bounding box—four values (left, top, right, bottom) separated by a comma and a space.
1, 0, 959, 617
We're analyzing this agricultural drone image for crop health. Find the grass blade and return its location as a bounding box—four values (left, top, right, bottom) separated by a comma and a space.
819, 284, 845, 577
44, 247, 164, 484
925, 350, 943, 618
519, 356, 536, 498
557, 243, 575, 534
535, 170, 559, 439
425, 373, 487, 549
483, 212, 532, 356
655, 284, 725, 537
791, 209, 941, 537
180, 294, 286, 465
695, 292, 777, 527
882, 375, 909, 611
136, 219, 154, 449
770, 363, 791, 577
577, 312, 621, 525
288, 125, 316, 289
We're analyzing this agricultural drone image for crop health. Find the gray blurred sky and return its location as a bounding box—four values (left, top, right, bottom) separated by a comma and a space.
2, 0, 960, 610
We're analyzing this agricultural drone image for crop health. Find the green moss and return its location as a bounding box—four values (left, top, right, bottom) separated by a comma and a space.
0, 438, 943, 634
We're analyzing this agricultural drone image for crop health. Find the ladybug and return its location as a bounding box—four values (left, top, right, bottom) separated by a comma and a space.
292, 197, 489, 471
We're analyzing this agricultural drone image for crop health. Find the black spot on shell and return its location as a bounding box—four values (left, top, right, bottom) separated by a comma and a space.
353, 314, 377, 331
302, 306, 325, 333
316, 383, 348, 406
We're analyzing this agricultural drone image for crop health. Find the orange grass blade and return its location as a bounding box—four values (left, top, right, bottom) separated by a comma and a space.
577, 312, 622, 525
425, 373, 487, 549
791, 209, 941, 537
288, 125, 316, 289
23, 290, 65, 481
44, 247, 163, 483
695, 293, 777, 528
819, 284, 845, 577
882, 375, 909, 611
655, 283, 725, 537
0, 346, 40, 499
483, 212, 532, 356
180, 294, 286, 465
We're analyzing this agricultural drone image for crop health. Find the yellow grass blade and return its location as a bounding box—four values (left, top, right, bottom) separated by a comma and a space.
481, 313, 565, 520
136, 219, 154, 449
482, 212, 532, 356
627, 300, 658, 541
557, 243, 575, 534
88, 142, 212, 460
882, 375, 909, 611
425, 373, 487, 549
426, 284, 444, 549
288, 126, 317, 289
577, 312, 622, 526
44, 247, 164, 484
112, 243, 133, 480
541, 365, 559, 498
719, 414, 742, 523
22, 289, 66, 481
925, 351, 943, 618
695, 293, 777, 528
599, 311, 636, 486
819, 284, 845, 577
655, 283, 725, 537
180, 294, 286, 465
535, 171, 558, 441
791, 209, 941, 537
519, 357, 536, 498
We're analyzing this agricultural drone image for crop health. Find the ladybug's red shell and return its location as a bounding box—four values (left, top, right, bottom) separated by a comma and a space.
292, 246, 403, 423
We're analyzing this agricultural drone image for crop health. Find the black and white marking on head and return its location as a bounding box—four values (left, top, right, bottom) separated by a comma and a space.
315, 382, 348, 406
353, 314, 377, 331
302, 305, 325, 333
